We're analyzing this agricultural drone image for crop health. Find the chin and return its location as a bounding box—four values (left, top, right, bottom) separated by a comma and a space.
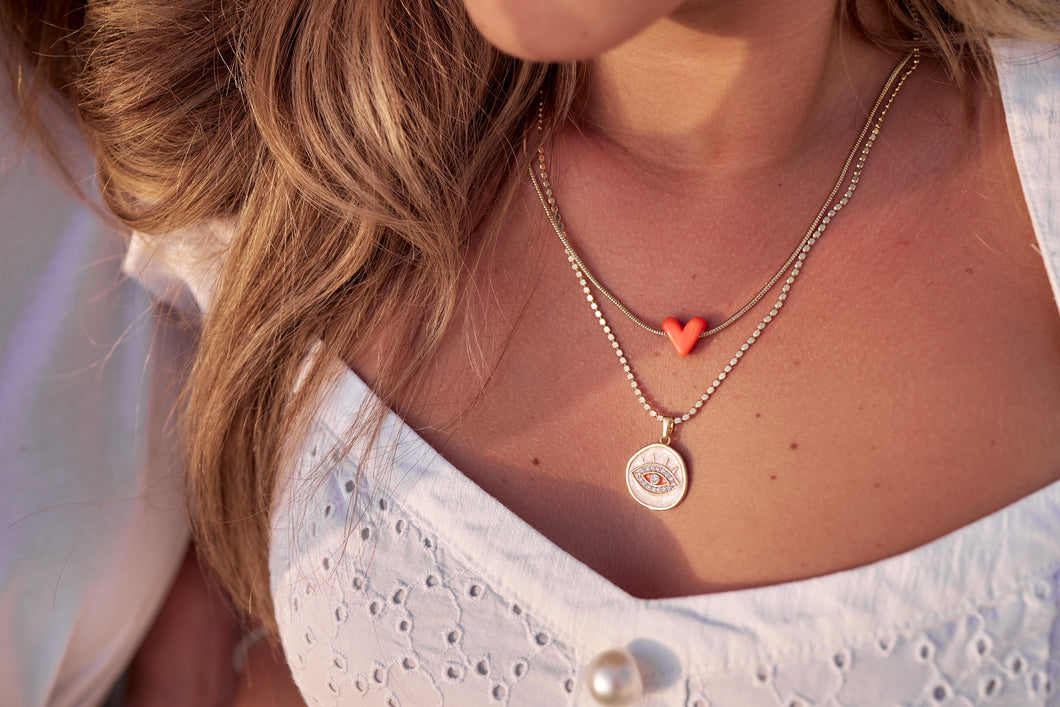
460, 0, 684, 61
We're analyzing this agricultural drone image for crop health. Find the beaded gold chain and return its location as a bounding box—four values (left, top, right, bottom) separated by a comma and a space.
527, 48, 920, 510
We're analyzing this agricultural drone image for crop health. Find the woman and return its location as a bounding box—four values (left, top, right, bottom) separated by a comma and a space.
5, 0, 1060, 703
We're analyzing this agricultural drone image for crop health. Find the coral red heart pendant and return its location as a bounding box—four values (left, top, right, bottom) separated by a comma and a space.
661, 317, 707, 358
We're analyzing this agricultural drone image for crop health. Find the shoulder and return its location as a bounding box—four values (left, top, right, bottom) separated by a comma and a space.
992, 39, 1060, 302
0, 107, 191, 706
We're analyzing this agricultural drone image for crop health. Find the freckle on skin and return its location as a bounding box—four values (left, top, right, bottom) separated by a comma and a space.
873, 482, 882, 489
789, 442, 798, 450
755, 413, 762, 418
770, 475, 777, 481
965, 267, 974, 274
531, 458, 540, 466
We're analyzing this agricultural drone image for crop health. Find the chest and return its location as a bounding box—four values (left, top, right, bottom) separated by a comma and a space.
391, 138, 1060, 600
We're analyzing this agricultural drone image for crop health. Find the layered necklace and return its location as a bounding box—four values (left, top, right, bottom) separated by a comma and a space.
527, 49, 920, 510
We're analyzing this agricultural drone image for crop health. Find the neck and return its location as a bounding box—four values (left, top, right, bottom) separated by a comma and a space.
575, 0, 902, 178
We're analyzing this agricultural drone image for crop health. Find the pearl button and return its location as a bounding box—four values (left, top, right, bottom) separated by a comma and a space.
586, 648, 643, 705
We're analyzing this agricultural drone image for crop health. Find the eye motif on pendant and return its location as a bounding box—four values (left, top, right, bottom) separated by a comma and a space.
631, 463, 678, 495
625, 443, 688, 511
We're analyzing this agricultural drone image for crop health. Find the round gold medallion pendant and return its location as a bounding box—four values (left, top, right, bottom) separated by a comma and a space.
625, 443, 688, 511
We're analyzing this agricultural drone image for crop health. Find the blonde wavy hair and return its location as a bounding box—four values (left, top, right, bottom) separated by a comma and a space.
3, 0, 1058, 633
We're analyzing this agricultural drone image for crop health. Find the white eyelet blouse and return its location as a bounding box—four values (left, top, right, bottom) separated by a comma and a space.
266, 41, 1060, 707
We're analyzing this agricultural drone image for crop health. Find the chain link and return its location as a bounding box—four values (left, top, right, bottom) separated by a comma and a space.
527, 49, 921, 425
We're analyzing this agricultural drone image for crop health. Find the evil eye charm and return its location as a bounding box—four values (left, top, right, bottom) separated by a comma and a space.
625, 443, 688, 511
631, 463, 678, 495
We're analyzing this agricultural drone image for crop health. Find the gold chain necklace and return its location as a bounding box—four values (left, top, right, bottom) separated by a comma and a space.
528, 49, 920, 510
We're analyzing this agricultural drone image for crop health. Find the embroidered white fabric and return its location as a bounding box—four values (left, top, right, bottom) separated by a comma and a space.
269, 41, 1060, 706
